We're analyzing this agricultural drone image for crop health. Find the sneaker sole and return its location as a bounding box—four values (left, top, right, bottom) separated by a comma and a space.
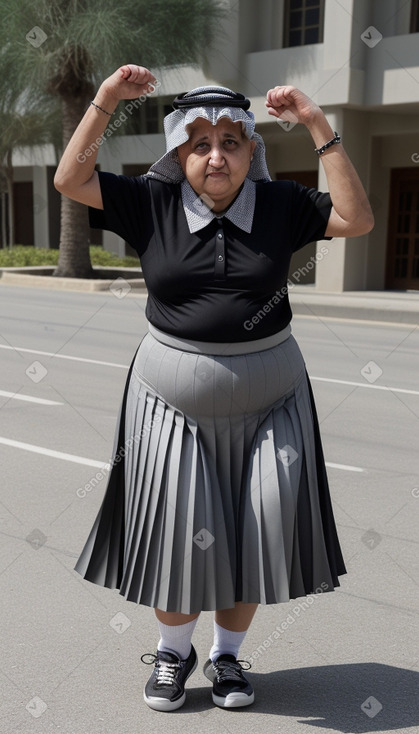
143, 657, 198, 712
212, 690, 255, 708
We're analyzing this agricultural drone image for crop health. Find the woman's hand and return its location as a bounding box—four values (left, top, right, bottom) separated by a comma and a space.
266, 85, 374, 237
98, 64, 158, 105
265, 86, 323, 128
54, 63, 158, 208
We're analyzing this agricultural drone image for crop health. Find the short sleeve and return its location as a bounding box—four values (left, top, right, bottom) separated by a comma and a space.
290, 181, 333, 252
88, 171, 151, 255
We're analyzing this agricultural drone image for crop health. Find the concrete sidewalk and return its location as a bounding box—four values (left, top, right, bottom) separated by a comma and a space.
290, 287, 419, 325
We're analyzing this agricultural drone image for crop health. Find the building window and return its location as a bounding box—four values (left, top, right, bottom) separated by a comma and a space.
283, 0, 325, 47
144, 99, 160, 134
411, 0, 419, 32
123, 96, 174, 135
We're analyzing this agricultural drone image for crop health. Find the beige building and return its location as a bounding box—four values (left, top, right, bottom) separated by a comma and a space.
10, 0, 419, 291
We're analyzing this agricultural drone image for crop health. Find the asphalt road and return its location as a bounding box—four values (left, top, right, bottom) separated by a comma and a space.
0, 284, 418, 734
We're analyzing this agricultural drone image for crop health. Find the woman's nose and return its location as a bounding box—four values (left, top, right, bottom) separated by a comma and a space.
208, 146, 224, 166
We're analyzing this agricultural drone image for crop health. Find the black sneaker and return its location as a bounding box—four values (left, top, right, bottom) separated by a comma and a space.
203, 654, 254, 708
141, 645, 198, 711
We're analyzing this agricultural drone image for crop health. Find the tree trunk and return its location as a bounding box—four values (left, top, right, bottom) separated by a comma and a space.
0, 167, 7, 247
54, 93, 94, 278
1, 191, 7, 248
6, 151, 14, 248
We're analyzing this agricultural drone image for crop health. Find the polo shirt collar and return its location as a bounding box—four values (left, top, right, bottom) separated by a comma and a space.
181, 178, 255, 234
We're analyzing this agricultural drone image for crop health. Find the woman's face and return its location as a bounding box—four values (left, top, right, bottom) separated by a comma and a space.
177, 117, 256, 212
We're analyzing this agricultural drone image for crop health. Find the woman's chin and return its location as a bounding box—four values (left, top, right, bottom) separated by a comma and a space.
205, 181, 229, 195
203, 181, 236, 204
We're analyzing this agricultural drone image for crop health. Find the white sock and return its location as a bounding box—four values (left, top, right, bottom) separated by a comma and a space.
209, 621, 248, 662
157, 618, 198, 661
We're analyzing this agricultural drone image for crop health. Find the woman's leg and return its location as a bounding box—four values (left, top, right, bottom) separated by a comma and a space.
143, 609, 200, 711
205, 603, 258, 707
215, 602, 258, 631
154, 608, 200, 660
155, 609, 200, 626
210, 602, 258, 662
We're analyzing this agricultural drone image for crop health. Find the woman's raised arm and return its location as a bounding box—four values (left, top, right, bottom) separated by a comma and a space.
266, 86, 374, 238
54, 65, 157, 209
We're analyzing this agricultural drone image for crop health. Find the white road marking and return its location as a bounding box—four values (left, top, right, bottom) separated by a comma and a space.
0, 435, 362, 473
311, 375, 419, 396
0, 390, 63, 405
0, 344, 127, 369
1, 345, 416, 396
326, 462, 363, 473
0, 437, 109, 469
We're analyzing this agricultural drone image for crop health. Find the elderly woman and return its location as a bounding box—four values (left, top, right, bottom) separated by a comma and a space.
55, 64, 373, 713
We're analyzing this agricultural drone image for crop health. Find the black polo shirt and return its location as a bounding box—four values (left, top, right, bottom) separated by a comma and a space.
89, 172, 332, 342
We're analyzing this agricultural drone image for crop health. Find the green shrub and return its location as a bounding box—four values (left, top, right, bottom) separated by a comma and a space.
0, 246, 59, 267
89, 246, 140, 267
0, 245, 140, 268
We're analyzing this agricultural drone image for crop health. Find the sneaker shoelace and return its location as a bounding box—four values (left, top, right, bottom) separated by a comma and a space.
213, 658, 251, 683
141, 652, 183, 689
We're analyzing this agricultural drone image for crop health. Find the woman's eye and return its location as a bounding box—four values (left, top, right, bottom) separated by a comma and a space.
193, 139, 237, 152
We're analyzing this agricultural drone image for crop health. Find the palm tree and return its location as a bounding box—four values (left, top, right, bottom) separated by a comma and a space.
0, 0, 225, 277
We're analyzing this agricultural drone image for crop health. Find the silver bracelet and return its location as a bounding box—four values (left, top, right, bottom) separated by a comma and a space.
315, 131, 341, 156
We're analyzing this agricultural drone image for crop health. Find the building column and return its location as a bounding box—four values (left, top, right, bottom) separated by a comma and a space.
315, 107, 372, 292
102, 230, 127, 258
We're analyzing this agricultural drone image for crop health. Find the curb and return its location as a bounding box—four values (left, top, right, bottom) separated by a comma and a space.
0, 266, 146, 293
290, 292, 419, 325
291, 300, 418, 325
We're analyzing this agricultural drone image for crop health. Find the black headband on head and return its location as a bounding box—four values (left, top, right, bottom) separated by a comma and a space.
172, 87, 251, 111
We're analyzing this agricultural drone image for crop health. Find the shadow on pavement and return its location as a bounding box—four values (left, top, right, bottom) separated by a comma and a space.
177, 663, 418, 730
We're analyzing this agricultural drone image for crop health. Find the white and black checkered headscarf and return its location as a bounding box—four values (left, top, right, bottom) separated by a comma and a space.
145, 86, 271, 184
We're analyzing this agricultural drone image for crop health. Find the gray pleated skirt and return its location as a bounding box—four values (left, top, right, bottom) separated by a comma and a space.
75, 325, 346, 613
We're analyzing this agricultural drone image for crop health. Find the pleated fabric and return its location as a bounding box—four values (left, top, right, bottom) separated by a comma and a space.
75, 331, 346, 613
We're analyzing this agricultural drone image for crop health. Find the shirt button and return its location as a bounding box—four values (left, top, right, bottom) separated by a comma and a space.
217, 255, 224, 262
217, 233, 223, 239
